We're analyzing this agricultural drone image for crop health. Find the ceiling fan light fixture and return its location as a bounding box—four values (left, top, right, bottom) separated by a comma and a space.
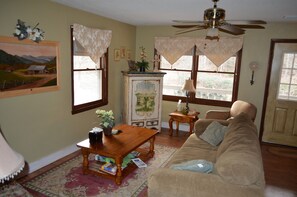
172, 0, 266, 36
206, 27, 219, 40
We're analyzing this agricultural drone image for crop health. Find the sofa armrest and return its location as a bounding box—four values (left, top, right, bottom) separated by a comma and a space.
205, 110, 230, 120
148, 168, 263, 197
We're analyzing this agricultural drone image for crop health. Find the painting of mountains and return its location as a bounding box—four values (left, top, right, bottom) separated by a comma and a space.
0, 36, 59, 98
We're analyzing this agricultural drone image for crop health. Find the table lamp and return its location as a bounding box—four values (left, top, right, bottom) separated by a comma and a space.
0, 128, 25, 183
182, 79, 196, 114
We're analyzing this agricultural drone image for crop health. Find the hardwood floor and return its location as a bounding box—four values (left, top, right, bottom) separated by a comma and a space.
261, 143, 297, 197
18, 128, 297, 197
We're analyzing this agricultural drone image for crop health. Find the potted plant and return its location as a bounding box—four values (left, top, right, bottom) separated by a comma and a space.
95, 109, 115, 136
136, 46, 149, 72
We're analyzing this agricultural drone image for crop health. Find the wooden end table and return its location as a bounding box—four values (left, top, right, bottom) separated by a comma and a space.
169, 111, 199, 136
76, 124, 158, 185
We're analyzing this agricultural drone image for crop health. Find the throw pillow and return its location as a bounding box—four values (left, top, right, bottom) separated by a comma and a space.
170, 159, 213, 173
199, 121, 228, 146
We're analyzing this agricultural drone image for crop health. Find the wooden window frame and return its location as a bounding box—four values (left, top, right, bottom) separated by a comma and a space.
71, 28, 108, 114
157, 47, 242, 108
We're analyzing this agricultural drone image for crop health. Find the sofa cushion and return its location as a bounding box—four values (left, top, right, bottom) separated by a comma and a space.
216, 112, 258, 158
165, 134, 217, 167
215, 112, 263, 186
199, 121, 228, 146
170, 159, 214, 173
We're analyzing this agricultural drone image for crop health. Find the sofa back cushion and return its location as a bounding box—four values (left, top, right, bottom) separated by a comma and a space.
215, 113, 264, 186
230, 100, 257, 121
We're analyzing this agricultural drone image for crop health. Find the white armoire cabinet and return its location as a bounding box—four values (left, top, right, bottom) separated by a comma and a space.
122, 71, 166, 132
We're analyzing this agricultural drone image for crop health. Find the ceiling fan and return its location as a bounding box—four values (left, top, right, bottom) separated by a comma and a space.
172, 0, 266, 39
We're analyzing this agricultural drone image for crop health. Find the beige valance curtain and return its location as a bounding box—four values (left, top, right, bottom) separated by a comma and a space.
73, 23, 112, 66
155, 37, 243, 67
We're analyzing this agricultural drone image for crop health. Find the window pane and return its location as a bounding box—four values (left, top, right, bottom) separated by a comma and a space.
196, 72, 234, 101
292, 70, 297, 84
280, 69, 292, 84
198, 55, 236, 72
278, 84, 289, 99
283, 53, 294, 68
74, 70, 102, 105
290, 85, 297, 101
163, 70, 191, 96
160, 55, 192, 70
74, 55, 97, 69
278, 53, 297, 101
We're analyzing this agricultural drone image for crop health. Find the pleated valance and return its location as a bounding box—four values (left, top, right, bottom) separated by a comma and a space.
155, 37, 243, 67
73, 23, 112, 66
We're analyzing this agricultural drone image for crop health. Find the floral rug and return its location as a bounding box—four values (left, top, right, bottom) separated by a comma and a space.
0, 182, 32, 197
22, 144, 177, 197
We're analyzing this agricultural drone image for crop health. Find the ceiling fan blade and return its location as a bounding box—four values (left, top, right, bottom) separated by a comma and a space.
176, 27, 205, 35
172, 25, 203, 29
218, 24, 245, 35
234, 24, 265, 29
226, 20, 267, 25
173, 20, 205, 24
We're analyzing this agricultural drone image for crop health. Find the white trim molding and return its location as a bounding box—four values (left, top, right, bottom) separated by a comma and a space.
162, 121, 190, 133
28, 144, 79, 173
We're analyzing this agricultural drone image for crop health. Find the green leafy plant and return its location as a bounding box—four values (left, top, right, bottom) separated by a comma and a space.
135, 46, 149, 70
95, 109, 115, 128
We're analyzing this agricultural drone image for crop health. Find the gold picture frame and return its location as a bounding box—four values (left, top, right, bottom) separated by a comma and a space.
126, 49, 131, 60
120, 46, 126, 58
0, 36, 60, 98
114, 49, 120, 61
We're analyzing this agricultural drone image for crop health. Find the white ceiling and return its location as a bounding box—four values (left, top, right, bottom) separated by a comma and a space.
52, 0, 297, 26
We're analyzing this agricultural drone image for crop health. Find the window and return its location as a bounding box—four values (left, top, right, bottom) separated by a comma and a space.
71, 28, 108, 114
277, 53, 297, 101
159, 46, 241, 107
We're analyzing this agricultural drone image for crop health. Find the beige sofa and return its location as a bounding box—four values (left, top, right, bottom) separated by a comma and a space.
148, 112, 265, 197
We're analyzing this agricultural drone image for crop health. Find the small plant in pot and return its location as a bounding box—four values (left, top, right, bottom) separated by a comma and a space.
95, 109, 115, 136
136, 46, 149, 72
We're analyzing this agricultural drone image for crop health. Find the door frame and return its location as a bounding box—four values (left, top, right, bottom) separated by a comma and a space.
259, 39, 297, 143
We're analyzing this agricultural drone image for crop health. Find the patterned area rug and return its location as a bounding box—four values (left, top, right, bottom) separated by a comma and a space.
0, 182, 32, 197
23, 144, 177, 197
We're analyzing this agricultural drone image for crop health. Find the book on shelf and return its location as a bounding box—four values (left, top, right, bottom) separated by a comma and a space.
91, 161, 117, 175
94, 150, 141, 168
100, 162, 117, 175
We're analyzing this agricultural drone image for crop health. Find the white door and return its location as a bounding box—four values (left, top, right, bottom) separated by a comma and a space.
262, 40, 297, 147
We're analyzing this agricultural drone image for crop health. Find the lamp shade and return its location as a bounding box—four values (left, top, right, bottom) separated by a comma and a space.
0, 130, 24, 183
182, 79, 196, 93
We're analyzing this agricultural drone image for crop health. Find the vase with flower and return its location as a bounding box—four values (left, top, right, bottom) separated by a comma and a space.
136, 46, 149, 72
96, 109, 115, 136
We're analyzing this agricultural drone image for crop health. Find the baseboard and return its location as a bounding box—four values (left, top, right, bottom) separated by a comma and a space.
161, 121, 190, 132
28, 144, 79, 173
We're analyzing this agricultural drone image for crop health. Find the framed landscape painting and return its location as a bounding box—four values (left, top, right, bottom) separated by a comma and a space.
0, 36, 60, 98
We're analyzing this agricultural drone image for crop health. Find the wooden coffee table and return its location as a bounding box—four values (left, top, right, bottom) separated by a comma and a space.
76, 124, 158, 185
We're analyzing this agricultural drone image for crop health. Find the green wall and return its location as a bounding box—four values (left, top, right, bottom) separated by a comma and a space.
135, 23, 297, 129
1, 0, 296, 166
0, 0, 136, 163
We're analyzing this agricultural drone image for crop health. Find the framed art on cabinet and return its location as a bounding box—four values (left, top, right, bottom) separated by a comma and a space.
0, 36, 60, 98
